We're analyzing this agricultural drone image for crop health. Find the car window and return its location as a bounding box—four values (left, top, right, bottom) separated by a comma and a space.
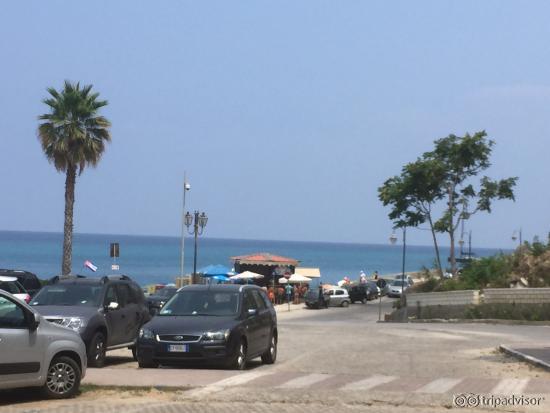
258, 290, 273, 308
251, 290, 266, 309
105, 286, 119, 306
0, 281, 22, 294
160, 290, 240, 316
244, 291, 258, 311
130, 283, 144, 303
31, 284, 102, 306
116, 284, 130, 307
335, 290, 344, 296
0, 295, 27, 329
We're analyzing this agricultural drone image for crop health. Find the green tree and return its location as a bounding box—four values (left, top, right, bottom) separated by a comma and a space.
38, 81, 111, 275
424, 131, 517, 274
378, 158, 446, 276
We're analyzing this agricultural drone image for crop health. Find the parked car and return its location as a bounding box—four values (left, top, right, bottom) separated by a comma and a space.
137, 284, 277, 370
394, 274, 414, 286
30, 274, 150, 367
0, 276, 31, 303
324, 288, 351, 307
348, 285, 377, 303
304, 288, 327, 309
0, 289, 86, 398
387, 280, 408, 298
146, 286, 178, 315
0, 269, 43, 297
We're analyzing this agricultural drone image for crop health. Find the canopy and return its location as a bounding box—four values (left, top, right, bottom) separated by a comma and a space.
279, 274, 312, 284
199, 264, 232, 277
230, 271, 265, 280
294, 267, 321, 278
211, 275, 230, 282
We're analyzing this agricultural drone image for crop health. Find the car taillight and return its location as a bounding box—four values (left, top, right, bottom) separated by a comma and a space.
24, 294, 31, 303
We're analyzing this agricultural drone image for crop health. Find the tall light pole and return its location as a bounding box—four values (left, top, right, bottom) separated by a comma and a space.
390, 227, 407, 312
512, 228, 522, 247
185, 210, 208, 284
180, 173, 191, 277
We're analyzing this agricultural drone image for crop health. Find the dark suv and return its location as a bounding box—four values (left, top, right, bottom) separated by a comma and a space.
0, 269, 43, 297
30, 274, 150, 367
137, 284, 277, 370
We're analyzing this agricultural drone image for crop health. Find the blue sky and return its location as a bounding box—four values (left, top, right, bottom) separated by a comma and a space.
0, 0, 549, 248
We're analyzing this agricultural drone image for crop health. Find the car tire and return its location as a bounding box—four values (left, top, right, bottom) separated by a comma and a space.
228, 339, 247, 370
137, 357, 159, 368
41, 356, 81, 399
341, 301, 349, 308
131, 346, 138, 361
87, 331, 107, 368
261, 333, 277, 364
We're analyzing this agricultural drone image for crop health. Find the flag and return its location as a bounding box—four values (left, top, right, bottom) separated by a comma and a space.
84, 260, 98, 272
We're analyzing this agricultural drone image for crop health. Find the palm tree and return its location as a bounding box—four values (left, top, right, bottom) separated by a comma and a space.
38, 81, 111, 275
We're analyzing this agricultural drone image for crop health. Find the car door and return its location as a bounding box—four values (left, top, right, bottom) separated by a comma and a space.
251, 290, 271, 351
103, 285, 125, 346
333, 289, 345, 306
116, 283, 140, 344
242, 290, 262, 356
0, 294, 43, 387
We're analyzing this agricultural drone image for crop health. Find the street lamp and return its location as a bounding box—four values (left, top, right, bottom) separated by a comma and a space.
185, 210, 208, 284
390, 227, 407, 311
512, 228, 522, 247
180, 173, 191, 277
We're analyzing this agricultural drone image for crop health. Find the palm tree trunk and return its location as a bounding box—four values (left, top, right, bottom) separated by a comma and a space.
62, 165, 76, 275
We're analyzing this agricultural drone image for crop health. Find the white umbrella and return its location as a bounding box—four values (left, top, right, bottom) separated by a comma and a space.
230, 271, 264, 280
283, 273, 312, 283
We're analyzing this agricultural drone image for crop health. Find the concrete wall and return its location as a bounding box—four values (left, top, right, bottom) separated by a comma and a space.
407, 290, 480, 307
483, 288, 550, 304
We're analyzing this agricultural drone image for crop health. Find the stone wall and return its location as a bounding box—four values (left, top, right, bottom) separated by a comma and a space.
407, 290, 480, 307
483, 288, 550, 304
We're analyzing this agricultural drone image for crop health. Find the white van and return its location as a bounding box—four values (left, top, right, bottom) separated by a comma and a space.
0, 290, 86, 398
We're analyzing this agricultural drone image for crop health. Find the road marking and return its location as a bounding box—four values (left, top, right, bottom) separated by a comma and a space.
415, 378, 462, 393
184, 370, 274, 398
341, 375, 397, 391
491, 378, 530, 394
277, 373, 332, 388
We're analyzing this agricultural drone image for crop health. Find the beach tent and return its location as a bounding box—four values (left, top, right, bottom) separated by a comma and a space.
199, 264, 232, 277
279, 274, 312, 284
230, 271, 264, 281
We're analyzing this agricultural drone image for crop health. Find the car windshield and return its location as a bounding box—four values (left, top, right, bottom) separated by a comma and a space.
0, 281, 24, 294
30, 284, 103, 306
392, 281, 405, 287
159, 290, 239, 316
157, 288, 177, 298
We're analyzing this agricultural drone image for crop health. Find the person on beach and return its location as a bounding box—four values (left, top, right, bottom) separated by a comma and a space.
318, 283, 327, 308
373, 271, 379, 280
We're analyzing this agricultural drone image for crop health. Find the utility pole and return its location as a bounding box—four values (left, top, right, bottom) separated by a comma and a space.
180, 173, 190, 277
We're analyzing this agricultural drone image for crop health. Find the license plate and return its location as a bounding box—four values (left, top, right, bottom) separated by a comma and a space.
168, 344, 188, 352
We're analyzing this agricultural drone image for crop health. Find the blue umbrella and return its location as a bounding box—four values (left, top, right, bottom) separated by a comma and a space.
198, 264, 231, 277
212, 275, 230, 282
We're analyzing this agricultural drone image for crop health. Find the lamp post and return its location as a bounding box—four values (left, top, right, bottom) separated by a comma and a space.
390, 227, 407, 312
512, 228, 522, 247
180, 173, 191, 277
185, 210, 208, 284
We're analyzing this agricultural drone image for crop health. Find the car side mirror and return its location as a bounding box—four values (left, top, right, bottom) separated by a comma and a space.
106, 301, 119, 311
247, 308, 257, 317
28, 312, 40, 332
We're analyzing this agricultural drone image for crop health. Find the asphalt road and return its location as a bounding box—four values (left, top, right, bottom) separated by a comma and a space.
2, 297, 550, 412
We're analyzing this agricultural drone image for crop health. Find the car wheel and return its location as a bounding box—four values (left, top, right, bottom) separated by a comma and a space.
87, 331, 107, 368
137, 358, 159, 368
361, 298, 366, 304
341, 301, 349, 308
41, 356, 81, 399
261, 333, 277, 364
228, 339, 247, 370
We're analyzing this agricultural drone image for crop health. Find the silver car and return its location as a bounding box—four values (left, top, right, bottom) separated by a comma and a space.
324, 288, 351, 307
0, 290, 86, 399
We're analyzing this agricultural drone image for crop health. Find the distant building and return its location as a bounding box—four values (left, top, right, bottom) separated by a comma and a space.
231, 253, 299, 287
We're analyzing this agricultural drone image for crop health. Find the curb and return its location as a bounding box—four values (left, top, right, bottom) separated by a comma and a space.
499, 344, 550, 372
409, 318, 550, 325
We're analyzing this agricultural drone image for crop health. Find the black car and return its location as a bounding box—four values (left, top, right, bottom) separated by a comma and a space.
0, 269, 43, 297
30, 274, 151, 367
137, 284, 277, 370
305, 288, 327, 309
146, 286, 178, 315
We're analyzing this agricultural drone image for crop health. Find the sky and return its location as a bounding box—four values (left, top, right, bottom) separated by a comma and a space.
1, 0, 549, 249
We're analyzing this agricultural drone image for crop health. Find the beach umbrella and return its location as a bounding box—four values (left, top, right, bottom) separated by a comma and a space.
198, 264, 232, 277
230, 271, 265, 280
281, 274, 312, 284
211, 275, 229, 282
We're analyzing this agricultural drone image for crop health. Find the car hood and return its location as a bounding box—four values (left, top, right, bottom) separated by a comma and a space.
30, 305, 100, 319
145, 315, 240, 335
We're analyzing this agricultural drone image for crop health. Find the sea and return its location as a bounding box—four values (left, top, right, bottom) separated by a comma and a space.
0, 231, 508, 287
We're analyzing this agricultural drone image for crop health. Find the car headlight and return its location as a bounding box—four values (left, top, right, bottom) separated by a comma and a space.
60, 317, 86, 332
204, 329, 230, 342
139, 328, 155, 340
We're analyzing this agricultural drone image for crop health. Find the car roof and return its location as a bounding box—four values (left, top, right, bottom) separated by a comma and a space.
179, 284, 261, 293
0, 276, 18, 282
0, 269, 38, 277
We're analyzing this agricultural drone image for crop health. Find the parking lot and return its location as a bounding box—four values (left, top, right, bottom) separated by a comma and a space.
2, 297, 550, 412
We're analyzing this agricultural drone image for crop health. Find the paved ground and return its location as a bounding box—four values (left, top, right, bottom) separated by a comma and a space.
501, 343, 550, 371
2, 298, 550, 412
